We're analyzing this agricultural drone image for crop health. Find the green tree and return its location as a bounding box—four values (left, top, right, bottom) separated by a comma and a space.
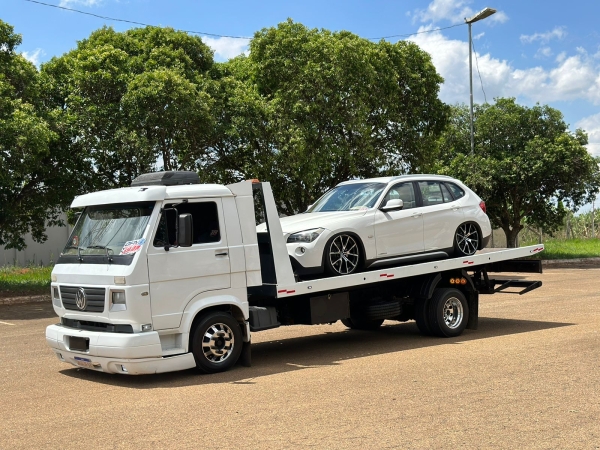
437, 98, 600, 247
207, 20, 448, 214
0, 20, 83, 250
42, 26, 216, 189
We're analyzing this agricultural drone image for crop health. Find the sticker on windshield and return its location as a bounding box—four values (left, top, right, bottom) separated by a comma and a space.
120, 238, 146, 255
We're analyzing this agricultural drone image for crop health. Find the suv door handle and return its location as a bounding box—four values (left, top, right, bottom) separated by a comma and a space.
215, 251, 228, 257
412, 212, 422, 218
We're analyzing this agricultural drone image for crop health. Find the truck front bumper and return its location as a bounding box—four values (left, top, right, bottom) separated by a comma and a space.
46, 324, 196, 375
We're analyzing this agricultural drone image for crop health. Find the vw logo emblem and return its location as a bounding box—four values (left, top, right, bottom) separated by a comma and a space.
75, 287, 87, 311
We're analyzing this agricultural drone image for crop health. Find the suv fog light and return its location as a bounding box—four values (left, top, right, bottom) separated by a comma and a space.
120, 365, 128, 373
295, 246, 306, 256
141, 324, 152, 332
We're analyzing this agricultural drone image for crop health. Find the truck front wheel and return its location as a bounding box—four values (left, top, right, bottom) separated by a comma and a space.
191, 312, 243, 373
427, 288, 469, 337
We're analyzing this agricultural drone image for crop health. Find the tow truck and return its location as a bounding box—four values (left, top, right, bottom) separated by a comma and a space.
46, 172, 543, 375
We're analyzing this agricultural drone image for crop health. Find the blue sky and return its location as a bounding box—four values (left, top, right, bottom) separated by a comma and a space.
4, 0, 600, 160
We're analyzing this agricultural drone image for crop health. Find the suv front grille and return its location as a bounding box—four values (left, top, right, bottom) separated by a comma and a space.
60, 286, 106, 312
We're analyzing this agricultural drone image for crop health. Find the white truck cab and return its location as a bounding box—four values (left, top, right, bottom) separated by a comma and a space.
47, 173, 264, 374
46, 172, 544, 375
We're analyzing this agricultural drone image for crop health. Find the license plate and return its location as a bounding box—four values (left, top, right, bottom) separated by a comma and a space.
74, 356, 94, 369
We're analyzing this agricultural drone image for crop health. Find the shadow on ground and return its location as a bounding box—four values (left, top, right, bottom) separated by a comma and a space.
0, 302, 56, 321
58, 316, 572, 389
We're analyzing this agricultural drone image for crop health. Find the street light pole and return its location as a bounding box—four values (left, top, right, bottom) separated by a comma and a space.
465, 7, 496, 156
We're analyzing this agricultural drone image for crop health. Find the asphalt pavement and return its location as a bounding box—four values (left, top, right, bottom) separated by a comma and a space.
0, 267, 598, 449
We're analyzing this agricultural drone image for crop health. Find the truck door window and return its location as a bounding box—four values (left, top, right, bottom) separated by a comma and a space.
153, 201, 220, 247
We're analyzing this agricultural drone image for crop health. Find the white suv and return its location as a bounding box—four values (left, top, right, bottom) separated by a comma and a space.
274, 175, 492, 276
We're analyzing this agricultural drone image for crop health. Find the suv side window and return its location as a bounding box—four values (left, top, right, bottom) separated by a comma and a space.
446, 182, 465, 200
384, 182, 416, 209
440, 183, 454, 203
418, 181, 447, 206
153, 201, 220, 247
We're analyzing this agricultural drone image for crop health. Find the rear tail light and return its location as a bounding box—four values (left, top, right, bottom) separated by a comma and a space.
479, 201, 487, 214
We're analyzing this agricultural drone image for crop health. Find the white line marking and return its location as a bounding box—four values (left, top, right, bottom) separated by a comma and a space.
0, 321, 16, 326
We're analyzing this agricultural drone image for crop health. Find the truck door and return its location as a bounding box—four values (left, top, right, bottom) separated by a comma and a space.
147, 198, 231, 330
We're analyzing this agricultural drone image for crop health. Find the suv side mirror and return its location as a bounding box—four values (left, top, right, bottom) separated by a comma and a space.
178, 213, 193, 247
380, 198, 404, 212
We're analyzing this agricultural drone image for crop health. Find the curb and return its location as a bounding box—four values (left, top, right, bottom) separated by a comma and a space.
542, 257, 600, 266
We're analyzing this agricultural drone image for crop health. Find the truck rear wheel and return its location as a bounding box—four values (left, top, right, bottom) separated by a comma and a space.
191, 312, 242, 374
414, 297, 432, 336
341, 318, 384, 330
427, 288, 469, 337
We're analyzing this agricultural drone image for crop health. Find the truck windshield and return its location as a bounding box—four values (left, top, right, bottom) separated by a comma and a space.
307, 183, 386, 212
62, 202, 155, 260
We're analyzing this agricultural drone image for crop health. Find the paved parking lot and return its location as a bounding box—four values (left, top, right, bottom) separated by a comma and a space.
1, 267, 598, 449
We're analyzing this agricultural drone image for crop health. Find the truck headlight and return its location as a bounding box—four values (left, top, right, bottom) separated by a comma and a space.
52, 286, 61, 307
287, 228, 325, 243
111, 291, 127, 311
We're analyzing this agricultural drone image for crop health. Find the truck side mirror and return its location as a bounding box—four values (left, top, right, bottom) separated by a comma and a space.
178, 213, 193, 247
380, 198, 404, 212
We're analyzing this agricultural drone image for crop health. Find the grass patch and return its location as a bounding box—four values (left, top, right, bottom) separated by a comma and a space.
521, 239, 600, 260
0, 265, 53, 297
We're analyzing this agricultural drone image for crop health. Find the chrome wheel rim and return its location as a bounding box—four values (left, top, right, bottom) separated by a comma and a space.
329, 234, 360, 275
456, 223, 479, 255
443, 297, 464, 329
202, 323, 235, 363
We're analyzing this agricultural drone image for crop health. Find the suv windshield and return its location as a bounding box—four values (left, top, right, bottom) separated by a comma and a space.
62, 202, 155, 260
308, 183, 386, 212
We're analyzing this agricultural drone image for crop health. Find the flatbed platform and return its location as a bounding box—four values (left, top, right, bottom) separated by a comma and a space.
273, 246, 544, 298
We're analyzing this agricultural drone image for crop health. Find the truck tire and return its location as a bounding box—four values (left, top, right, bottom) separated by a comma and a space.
191, 312, 243, 374
341, 318, 384, 330
414, 297, 433, 336
364, 301, 401, 321
427, 288, 469, 337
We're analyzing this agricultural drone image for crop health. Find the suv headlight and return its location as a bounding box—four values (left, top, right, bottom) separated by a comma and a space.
287, 228, 325, 243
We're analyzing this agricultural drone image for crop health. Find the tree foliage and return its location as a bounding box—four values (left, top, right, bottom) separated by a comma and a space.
2, 19, 450, 249
206, 20, 449, 214
436, 98, 600, 247
41, 26, 216, 189
0, 20, 83, 250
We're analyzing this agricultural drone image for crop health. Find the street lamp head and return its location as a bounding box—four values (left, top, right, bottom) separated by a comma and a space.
465, 7, 497, 24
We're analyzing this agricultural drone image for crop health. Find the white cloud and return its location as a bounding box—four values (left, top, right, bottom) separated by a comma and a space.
413, 0, 508, 25
535, 47, 553, 59
488, 11, 509, 24
414, 0, 474, 24
202, 36, 248, 61
21, 48, 44, 66
409, 28, 600, 106
59, 0, 103, 6
520, 26, 566, 44
576, 113, 600, 157
473, 32, 484, 40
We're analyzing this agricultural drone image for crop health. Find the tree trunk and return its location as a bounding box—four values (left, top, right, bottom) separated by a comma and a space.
502, 227, 520, 248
